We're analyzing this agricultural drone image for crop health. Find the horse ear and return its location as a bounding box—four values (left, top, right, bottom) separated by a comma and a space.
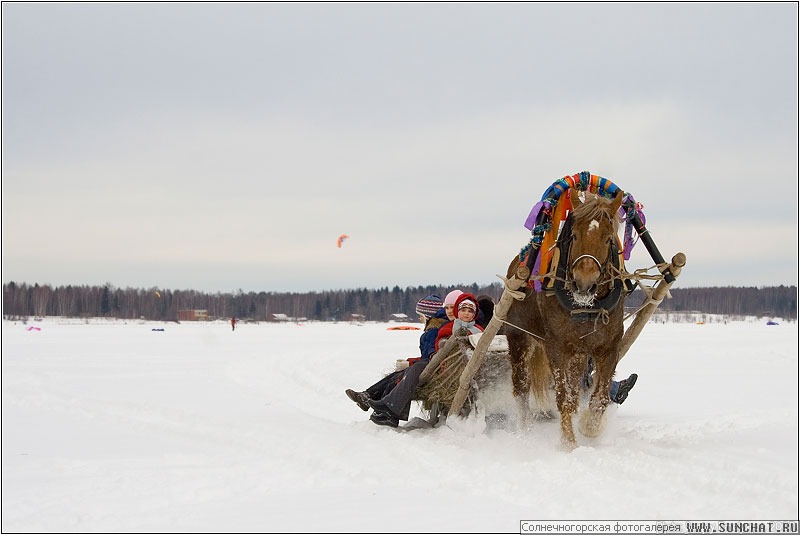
569, 187, 582, 207
611, 190, 624, 213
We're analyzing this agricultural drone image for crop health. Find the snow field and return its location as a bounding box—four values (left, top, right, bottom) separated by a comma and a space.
2, 318, 797, 532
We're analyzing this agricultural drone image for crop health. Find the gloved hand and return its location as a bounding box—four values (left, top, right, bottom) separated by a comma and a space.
395, 359, 409, 371
453, 319, 480, 335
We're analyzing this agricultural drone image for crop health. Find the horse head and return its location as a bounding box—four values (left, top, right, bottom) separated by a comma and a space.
564, 189, 623, 306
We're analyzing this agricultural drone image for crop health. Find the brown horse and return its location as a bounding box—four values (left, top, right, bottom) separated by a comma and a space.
505, 188, 625, 449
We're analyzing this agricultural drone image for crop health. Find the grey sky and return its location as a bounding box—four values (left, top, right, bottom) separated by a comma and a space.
2, 2, 797, 293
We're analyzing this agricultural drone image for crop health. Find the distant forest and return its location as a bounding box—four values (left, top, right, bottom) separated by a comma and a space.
3, 281, 797, 322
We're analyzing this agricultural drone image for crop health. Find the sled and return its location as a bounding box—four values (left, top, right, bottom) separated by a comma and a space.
411, 331, 515, 423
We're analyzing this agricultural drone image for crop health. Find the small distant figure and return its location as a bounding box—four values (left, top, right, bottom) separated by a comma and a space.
231, 317, 236, 331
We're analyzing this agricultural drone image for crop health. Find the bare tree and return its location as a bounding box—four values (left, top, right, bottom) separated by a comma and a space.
31, 284, 50, 317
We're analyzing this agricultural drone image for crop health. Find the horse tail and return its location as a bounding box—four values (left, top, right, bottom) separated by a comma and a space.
528, 342, 553, 411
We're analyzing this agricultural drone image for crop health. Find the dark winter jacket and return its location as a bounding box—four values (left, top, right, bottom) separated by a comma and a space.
418, 308, 449, 360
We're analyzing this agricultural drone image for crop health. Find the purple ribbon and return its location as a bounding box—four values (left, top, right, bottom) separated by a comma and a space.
622, 195, 645, 260
524, 201, 546, 231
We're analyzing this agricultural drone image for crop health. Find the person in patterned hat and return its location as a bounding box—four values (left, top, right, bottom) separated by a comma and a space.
415, 294, 444, 324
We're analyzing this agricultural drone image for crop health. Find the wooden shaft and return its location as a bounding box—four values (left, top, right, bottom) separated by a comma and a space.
449, 264, 531, 416
618, 252, 686, 362
630, 210, 676, 283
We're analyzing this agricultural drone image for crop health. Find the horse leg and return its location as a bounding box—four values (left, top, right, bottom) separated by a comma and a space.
552, 359, 580, 449
508, 332, 535, 430
553, 367, 576, 449
527, 343, 554, 416
579, 351, 614, 438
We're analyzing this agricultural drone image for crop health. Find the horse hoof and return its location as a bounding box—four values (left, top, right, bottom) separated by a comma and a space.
518, 412, 536, 432
578, 410, 607, 438
559, 435, 578, 451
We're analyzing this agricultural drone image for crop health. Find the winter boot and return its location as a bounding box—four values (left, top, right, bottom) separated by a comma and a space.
612, 373, 638, 404
345, 389, 371, 412
369, 409, 399, 428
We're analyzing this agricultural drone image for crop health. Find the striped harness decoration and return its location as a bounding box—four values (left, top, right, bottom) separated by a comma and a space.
521, 171, 636, 292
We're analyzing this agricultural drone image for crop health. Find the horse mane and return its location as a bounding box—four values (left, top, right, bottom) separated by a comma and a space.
570, 192, 620, 234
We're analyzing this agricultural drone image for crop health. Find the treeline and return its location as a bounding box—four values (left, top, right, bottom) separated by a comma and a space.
1, 281, 501, 322
643, 286, 797, 320
2, 281, 796, 322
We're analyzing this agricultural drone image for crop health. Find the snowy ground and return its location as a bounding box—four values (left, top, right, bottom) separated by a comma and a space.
2, 317, 798, 533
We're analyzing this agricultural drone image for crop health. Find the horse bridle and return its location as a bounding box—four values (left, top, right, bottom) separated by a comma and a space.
552, 213, 625, 321
570, 253, 604, 277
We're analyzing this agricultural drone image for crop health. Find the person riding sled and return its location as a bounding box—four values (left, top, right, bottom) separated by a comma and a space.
345, 292, 459, 428
433, 292, 485, 352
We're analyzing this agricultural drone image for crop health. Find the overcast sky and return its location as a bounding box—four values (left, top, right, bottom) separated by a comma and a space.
2, 2, 797, 293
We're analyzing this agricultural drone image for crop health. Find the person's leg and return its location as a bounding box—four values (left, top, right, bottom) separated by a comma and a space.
346, 371, 405, 411
585, 357, 638, 405
366, 370, 405, 400
370, 361, 427, 422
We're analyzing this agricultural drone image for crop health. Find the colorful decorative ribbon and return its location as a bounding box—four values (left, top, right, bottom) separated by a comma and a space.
521, 171, 645, 291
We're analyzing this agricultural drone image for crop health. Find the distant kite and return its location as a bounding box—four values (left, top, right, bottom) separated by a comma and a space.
337, 234, 349, 248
